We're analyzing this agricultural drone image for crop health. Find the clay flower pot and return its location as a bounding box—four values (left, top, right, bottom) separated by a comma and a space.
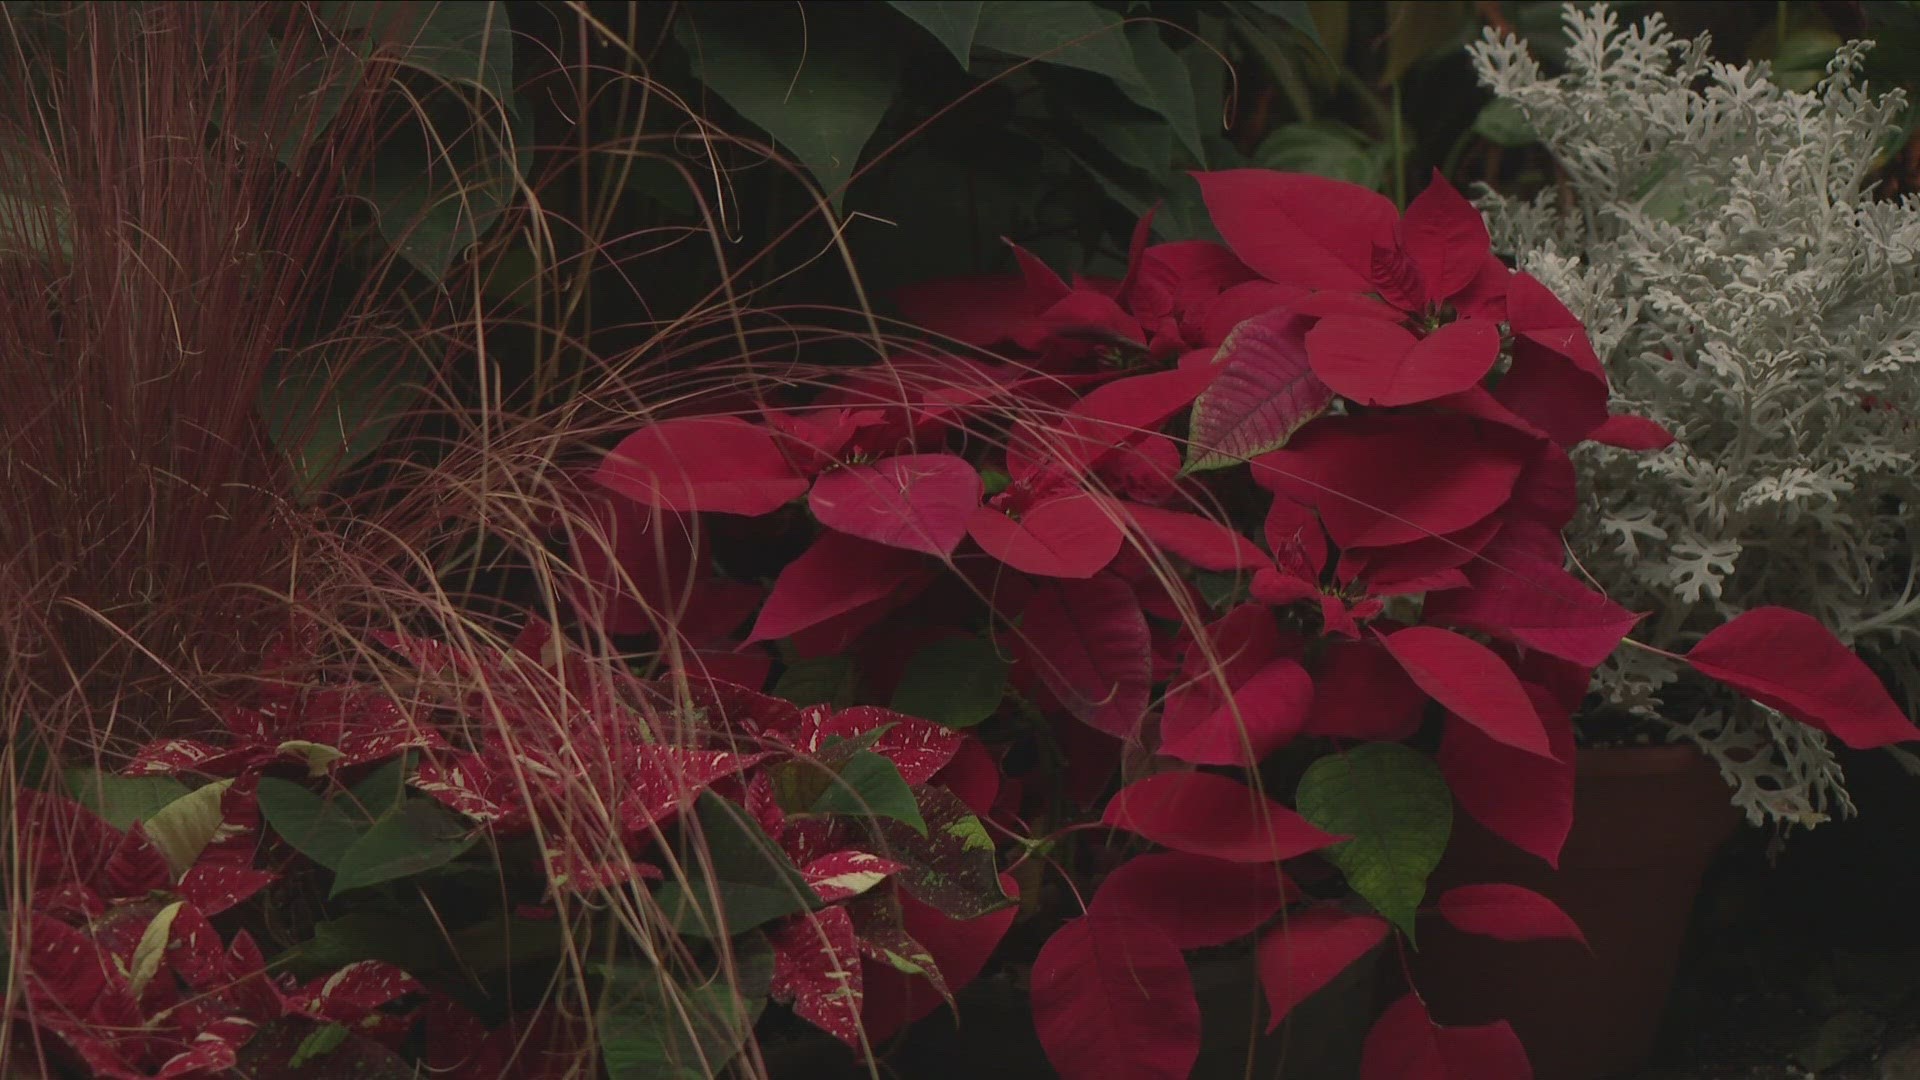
1411, 746, 1743, 1080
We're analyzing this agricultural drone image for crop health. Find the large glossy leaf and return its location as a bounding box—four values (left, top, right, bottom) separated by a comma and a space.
1685, 606, 1920, 749
890, 635, 1010, 729
972, 2, 1142, 88
886, 1, 984, 67
597, 417, 809, 517
600, 942, 773, 1080
1295, 744, 1450, 937
656, 794, 821, 937
331, 798, 477, 896
747, 531, 930, 643
1022, 573, 1152, 738
1031, 916, 1200, 1080
1256, 910, 1389, 1030
143, 779, 237, 878
1126, 26, 1205, 164
259, 351, 427, 497
1195, 169, 1398, 292
62, 770, 189, 831
1103, 771, 1341, 863
809, 453, 981, 556
1308, 316, 1501, 407
967, 491, 1124, 578
1437, 684, 1576, 867
1360, 993, 1532, 1080
1185, 310, 1333, 473
804, 751, 927, 836
677, 11, 900, 206
1159, 658, 1313, 766
1378, 625, 1551, 759
1089, 852, 1290, 949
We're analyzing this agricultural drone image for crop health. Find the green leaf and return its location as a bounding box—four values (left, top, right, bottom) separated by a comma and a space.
972, 2, 1142, 88
1471, 98, 1537, 148
1083, 112, 1174, 176
257, 777, 376, 871
677, 11, 901, 208
325, 1, 529, 280
654, 793, 820, 938
874, 787, 1009, 919
1295, 743, 1451, 940
773, 656, 859, 709
62, 770, 190, 831
1240, 1, 1325, 47
330, 798, 477, 896
258, 350, 428, 497
1125, 27, 1207, 164
886, 1, 984, 68
289, 1023, 350, 1069
600, 942, 773, 1080
287, 911, 562, 979
143, 780, 236, 878
806, 751, 926, 835
890, 636, 1009, 729
1380, 0, 1475, 86
1254, 120, 1394, 190
126, 901, 187, 999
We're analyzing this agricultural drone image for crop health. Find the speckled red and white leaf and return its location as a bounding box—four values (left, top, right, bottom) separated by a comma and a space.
124, 738, 232, 776
802, 850, 907, 903
803, 706, 962, 785
843, 892, 953, 1009
542, 844, 663, 895
290, 960, 423, 1024
620, 747, 771, 834
770, 907, 866, 1048
412, 752, 527, 828
175, 864, 276, 917
154, 1038, 240, 1078
874, 787, 1010, 920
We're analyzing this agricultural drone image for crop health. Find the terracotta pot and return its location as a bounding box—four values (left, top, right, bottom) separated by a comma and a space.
1410, 746, 1743, 1080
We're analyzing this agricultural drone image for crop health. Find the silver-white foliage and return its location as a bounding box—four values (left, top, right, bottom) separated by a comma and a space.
1470, 4, 1920, 826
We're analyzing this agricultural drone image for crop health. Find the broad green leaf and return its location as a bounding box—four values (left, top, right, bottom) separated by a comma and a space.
289, 1023, 351, 1069
1380, 0, 1475, 86
874, 786, 1009, 919
972, 2, 1143, 88
1083, 112, 1174, 176
773, 656, 858, 709
886, 1, 984, 68
287, 911, 562, 979
350, 755, 412, 820
276, 740, 346, 777
806, 751, 926, 835
144, 780, 236, 878
1295, 743, 1451, 939
600, 942, 773, 1080
1241, 0, 1325, 48
258, 351, 428, 497
62, 770, 190, 831
677, 12, 901, 207
1126, 27, 1207, 164
258, 777, 376, 871
654, 793, 820, 938
1254, 120, 1394, 190
1471, 99, 1536, 149
890, 636, 1009, 728
331, 798, 477, 896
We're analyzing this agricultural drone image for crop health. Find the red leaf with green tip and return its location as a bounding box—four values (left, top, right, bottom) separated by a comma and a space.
809, 453, 982, 556
1256, 910, 1388, 1031
1360, 993, 1533, 1080
1438, 884, 1586, 945
1185, 310, 1334, 473
596, 417, 809, 516
1090, 852, 1292, 949
1102, 772, 1342, 863
1031, 916, 1201, 1080
1684, 607, 1920, 749
1378, 626, 1551, 759
968, 492, 1123, 579
1023, 574, 1152, 739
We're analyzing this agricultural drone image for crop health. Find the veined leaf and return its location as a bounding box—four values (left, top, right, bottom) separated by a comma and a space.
1295, 743, 1450, 938
886, 1, 984, 67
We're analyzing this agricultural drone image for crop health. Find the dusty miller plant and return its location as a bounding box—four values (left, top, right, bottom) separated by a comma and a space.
1469, 4, 1920, 827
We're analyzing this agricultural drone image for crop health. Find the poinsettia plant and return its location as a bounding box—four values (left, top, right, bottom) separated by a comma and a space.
16, 165, 1913, 1080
